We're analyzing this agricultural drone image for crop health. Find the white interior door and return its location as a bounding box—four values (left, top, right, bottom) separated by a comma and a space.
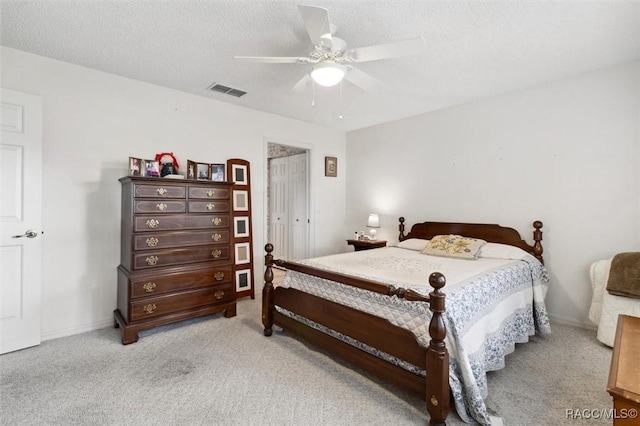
0, 88, 43, 354
289, 153, 309, 260
269, 157, 288, 259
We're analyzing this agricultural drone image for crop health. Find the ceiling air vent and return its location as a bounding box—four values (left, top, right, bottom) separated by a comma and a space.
207, 83, 247, 98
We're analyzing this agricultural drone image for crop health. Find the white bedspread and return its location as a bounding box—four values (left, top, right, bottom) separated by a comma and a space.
278, 247, 550, 426
588, 258, 640, 347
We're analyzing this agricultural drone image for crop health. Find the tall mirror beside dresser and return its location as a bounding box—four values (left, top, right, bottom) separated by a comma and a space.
114, 176, 236, 344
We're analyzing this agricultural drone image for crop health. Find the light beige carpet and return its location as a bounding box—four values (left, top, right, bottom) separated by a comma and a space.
1, 293, 613, 426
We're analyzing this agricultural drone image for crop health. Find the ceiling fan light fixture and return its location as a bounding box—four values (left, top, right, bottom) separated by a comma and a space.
311, 62, 346, 87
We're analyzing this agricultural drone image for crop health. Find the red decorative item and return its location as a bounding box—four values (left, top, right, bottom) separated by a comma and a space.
154, 152, 179, 170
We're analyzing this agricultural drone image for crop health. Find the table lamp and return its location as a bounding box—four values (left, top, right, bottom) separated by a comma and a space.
367, 214, 380, 240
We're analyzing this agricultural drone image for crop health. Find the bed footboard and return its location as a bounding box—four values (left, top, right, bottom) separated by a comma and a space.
262, 243, 450, 425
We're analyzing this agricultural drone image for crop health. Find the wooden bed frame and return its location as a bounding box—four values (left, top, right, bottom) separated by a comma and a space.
262, 218, 544, 425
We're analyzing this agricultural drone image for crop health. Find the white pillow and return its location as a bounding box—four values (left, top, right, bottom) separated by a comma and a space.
478, 243, 530, 260
396, 238, 429, 251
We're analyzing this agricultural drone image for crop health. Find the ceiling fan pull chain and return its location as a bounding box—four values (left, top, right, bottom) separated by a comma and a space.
311, 78, 316, 106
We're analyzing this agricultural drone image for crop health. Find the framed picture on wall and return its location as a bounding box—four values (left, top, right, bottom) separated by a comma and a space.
233, 190, 249, 211
235, 269, 251, 292
234, 216, 250, 238
234, 242, 251, 265
325, 156, 337, 177
210, 164, 225, 182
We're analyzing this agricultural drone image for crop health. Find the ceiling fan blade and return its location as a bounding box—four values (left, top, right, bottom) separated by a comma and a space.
234, 56, 310, 64
287, 74, 312, 94
298, 5, 333, 49
343, 67, 391, 93
347, 37, 426, 63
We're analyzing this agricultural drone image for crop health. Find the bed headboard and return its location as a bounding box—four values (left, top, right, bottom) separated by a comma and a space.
398, 217, 544, 264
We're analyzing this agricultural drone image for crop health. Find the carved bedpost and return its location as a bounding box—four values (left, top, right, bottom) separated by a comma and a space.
426, 272, 450, 426
399, 217, 406, 241
263, 243, 275, 336
532, 221, 544, 264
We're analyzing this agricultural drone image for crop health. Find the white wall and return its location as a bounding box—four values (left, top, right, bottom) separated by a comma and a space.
1, 47, 346, 340
346, 61, 640, 328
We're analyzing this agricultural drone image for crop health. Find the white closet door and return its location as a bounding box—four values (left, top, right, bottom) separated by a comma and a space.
269, 157, 289, 259
0, 88, 43, 354
289, 153, 309, 260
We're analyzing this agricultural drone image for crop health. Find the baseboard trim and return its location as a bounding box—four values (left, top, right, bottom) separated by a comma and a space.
42, 318, 113, 342
548, 314, 596, 331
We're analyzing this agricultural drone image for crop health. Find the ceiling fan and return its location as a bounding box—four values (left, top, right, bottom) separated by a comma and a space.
234, 4, 427, 94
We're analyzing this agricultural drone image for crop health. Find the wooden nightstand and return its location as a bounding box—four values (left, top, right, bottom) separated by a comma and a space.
347, 239, 387, 251
607, 315, 640, 425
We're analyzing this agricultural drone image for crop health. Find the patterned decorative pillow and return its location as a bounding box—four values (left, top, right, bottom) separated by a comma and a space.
420, 234, 487, 260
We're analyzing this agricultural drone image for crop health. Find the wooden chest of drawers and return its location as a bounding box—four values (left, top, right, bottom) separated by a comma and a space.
114, 177, 236, 344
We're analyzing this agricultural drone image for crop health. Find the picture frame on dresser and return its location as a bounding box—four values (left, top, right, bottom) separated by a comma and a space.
187, 160, 196, 180
129, 157, 142, 177
210, 164, 225, 182
142, 159, 160, 177
196, 162, 210, 180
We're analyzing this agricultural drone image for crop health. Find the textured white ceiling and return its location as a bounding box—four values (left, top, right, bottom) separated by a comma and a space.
2, 1, 639, 131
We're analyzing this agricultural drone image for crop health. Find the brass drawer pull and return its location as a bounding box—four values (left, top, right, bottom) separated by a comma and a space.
211, 249, 222, 258
214, 272, 225, 281
206, 203, 215, 210
156, 203, 168, 211
146, 219, 159, 229
214, 290, 225, 300
146, 255, 159, 266
143, 282, 157, 292
143, 304, 156, 314
206, 190, 215, 197
156, 188, 167, 196
212, 217, 222, 226
146, 237, 159, 247
211, 233, 222, 242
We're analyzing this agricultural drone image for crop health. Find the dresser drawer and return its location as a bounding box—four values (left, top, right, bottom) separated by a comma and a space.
134, 214, 230, 232
133, 245, 230, 269
134, 184, 186, 198
129, 285, 233, 321
128, 266, 232, 299
188, 200, 230, 213
134, 230, 230, 250
188, 186, 230, 200
134, 200, 186, 214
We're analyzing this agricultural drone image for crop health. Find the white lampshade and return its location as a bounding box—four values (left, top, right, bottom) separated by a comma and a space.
311, 62, 346, 87
366, 214, 380, 239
